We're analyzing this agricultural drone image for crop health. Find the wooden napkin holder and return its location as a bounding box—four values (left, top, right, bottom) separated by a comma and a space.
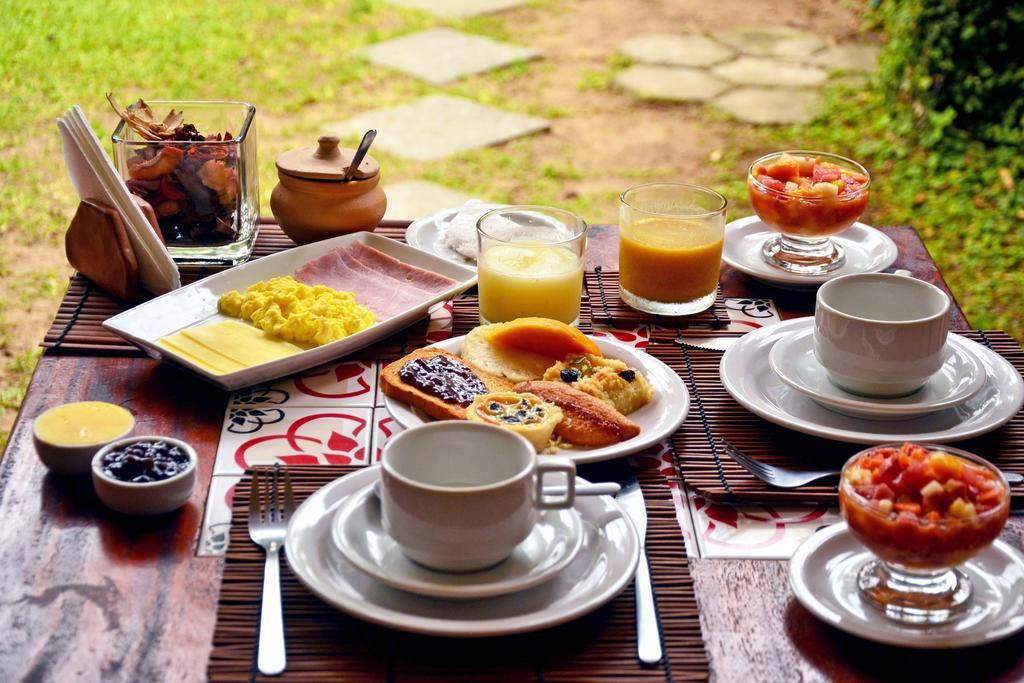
64, 196, 163, 302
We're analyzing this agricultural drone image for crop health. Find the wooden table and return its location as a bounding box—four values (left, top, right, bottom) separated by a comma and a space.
0, 225, 1010, 681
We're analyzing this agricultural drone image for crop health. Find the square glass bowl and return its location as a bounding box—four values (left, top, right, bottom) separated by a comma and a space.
112, 101, 258, 265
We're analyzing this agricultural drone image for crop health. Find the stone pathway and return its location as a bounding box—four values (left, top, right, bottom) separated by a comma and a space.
615, 27, 879, 124
383, 180, 473, 220
360, 27, 540, 85
341, 16, 880, 219
335, 94, 549, 162
613, 65, 729, 103
385, 0, 526, 19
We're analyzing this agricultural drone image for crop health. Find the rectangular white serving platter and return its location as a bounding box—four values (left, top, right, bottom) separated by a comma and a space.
104, 231, 477, 391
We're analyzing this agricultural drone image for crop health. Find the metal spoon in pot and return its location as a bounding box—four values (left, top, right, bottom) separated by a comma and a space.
343, 129, 377, 181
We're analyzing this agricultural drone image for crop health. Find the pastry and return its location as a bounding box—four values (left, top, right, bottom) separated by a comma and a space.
381, 348, 513, 421
543, 354, 654, 415
514, 380, 641, 447
466, 392, 564, 453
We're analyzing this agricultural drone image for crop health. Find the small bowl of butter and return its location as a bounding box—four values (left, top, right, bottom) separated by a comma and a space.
33, 401, 135, 476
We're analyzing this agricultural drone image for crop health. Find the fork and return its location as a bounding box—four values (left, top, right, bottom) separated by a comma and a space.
249, 465, 295, 676
718, 440, 840, 488
720, 440, 1024, 489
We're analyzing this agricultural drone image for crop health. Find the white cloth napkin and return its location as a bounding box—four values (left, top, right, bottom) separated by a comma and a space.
57, 107, 179, 294
442, 200, 574, 260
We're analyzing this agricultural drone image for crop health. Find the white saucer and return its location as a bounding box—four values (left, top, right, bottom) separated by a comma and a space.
722, 216, 898, 290
331, 483, 584, 600
404, 204, 500, 270
285, 466, 640, 637
720, 318, 1024, 444
769, 323, 987, 420
789, 523, 1024, 648
384, 335, 690, 464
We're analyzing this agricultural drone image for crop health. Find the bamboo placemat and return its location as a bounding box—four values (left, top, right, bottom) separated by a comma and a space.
43, 221, 424, 357
585, 268, 727, 332
651, 331, 1024, 504
208, 465, 709, 682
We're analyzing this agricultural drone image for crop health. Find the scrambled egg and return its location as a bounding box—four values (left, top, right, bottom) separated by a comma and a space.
218, 276, 375, 346
543, 354, 653, 415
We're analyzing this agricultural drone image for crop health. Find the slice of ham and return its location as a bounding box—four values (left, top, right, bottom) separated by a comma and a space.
333, 246, 432, 298
346, 241, 456, 295
294, 242, 457, 320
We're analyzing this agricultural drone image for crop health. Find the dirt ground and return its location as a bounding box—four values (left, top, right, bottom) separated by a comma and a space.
0, 0, 870, 439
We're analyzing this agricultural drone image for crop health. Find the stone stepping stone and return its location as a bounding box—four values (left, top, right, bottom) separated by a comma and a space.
712, 26, 825, 60
713, 87, 822, 125
811, 44, 881, 72
712, 57, 828, 88
385, 0, 526, 18
618, 34, 735, 68
384, 180, 474, 220
335, 95, 549, 161
614, 65, 730, 102
360, 28, 541, 85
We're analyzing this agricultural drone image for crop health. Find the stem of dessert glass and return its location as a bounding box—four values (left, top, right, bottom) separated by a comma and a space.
857, 558, 972, 624
761, 233, 846, 275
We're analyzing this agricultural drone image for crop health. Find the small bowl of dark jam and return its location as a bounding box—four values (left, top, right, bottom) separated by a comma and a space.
91, 436, 197, 515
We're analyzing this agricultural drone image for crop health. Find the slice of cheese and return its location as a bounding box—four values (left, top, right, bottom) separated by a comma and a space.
157, 336, 248, 375
158, 320, 302, 375
182, 320, 302, 365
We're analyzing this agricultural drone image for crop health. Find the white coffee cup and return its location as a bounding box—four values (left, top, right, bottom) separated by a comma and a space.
380, 421, 577, 572
813, 273, 950, 397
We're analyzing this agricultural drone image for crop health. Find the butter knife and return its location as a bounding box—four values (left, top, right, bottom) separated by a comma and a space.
617, 474, 662, 665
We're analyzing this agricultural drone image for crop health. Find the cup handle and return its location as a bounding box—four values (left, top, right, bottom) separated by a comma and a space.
535, 457, 576, 510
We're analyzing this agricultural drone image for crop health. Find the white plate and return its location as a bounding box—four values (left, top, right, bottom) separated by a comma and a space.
721, 318, 1024, 444
404, 204, 500, 269
383, 335, 690, 464
722, 216, 898, 290
769, 323, 986, 420
104, 232, 477, 390
789, 523, 1024, 648
331, 483, 584, 600
285, 466, 639, 637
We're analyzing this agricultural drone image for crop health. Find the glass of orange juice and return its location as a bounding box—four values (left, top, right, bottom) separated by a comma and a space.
619, 183, 727, 315
477, 206, 587, 325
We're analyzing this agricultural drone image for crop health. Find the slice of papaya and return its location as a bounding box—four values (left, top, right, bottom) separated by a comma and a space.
483, 317, 602, 359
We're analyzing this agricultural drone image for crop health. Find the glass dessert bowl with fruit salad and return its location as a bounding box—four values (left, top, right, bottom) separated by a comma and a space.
839, 442, 1009, 624
748, 151, 870, 275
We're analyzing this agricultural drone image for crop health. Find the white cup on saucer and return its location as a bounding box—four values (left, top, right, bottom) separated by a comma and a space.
380, 421, 577, 572
813, 273, 950, 397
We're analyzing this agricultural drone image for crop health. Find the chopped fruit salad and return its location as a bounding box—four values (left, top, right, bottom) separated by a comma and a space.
748, 152, 870, 237
840, 443, 1009, 568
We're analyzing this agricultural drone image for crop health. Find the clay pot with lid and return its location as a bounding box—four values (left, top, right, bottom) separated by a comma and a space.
270, 135, 387, 244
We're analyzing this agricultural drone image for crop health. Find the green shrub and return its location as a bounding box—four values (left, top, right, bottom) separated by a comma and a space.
876, 0, 1024, 146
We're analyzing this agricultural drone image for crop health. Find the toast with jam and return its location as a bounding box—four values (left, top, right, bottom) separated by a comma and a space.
381, 348, 513, 421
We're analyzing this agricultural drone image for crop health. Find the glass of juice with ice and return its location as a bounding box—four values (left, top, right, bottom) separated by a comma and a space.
476, 206, 587, 325
619, 183, 728, 315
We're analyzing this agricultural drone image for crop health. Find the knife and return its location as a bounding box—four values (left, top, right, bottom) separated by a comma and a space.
617, 474, 662, 665
679, 335, 737, 352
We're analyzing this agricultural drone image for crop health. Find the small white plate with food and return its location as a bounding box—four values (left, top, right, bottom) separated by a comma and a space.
405, 201, 502, 270
104, 232, 476, 390
382, 317, 690, 464
722, 216, 898, 290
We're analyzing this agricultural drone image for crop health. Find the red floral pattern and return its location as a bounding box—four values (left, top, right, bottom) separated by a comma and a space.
234, 411, 369, 469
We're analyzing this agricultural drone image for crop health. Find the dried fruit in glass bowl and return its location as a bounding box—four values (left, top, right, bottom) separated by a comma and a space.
839, 442, 1009, 568
748, 151, 870, 237
108, 94, 241, 245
